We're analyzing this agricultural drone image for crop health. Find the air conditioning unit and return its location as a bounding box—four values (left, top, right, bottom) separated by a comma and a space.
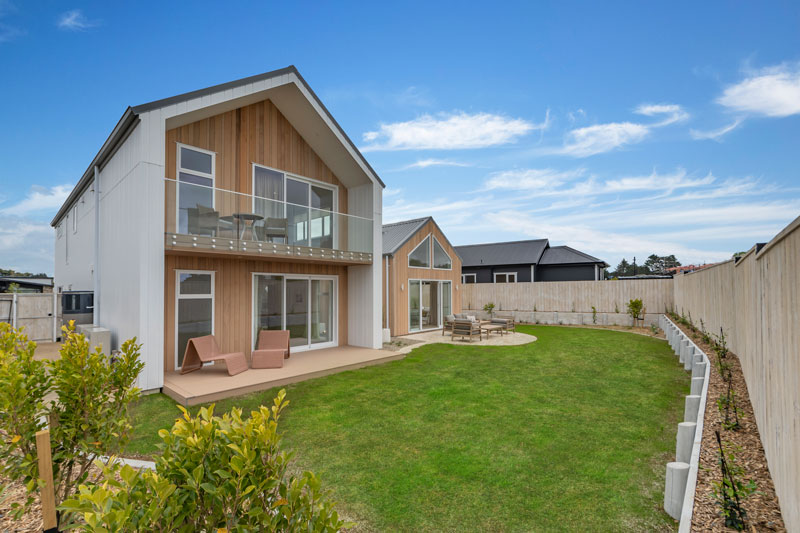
77, 324, 112, 354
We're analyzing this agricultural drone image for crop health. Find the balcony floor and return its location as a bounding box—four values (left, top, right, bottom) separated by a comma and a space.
163, 345, 402, 406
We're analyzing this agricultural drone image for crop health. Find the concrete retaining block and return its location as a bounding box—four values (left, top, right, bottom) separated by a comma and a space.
684, 395, 701, 423
691, 377, 704, 396
664, 461, 690, 520
676, 422, 697, 463
692, 361, 707, 379
683, 343, 694, 371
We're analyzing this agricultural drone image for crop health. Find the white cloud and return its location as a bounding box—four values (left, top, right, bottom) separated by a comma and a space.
484, 168, 586, 191
690, 118, 743, 141
401, 159, 471, 170
604, 169, 715, 193
549, 103, 688, 157
0, 184, 73, 217
361, 111, 547, 151
57, 9, 98, 31
717, 63, 800, 117
0, 217, 54, 274
634, 103, 690, 126
554, 122, 650, 157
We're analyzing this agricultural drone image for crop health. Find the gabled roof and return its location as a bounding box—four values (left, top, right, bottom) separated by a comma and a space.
455, 239, 549, 267
539, 245, 607, 267
0, 276, 54, 287
382, 217, 431, 255
52, 66, 383, 227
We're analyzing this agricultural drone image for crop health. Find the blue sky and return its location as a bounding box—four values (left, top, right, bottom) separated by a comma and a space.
1, 1, 799, 275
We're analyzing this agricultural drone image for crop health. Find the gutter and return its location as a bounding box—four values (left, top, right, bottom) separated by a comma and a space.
51, 108, 140, 227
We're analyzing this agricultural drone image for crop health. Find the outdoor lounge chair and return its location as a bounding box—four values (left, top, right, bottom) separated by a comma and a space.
187, 205, 220, 236
442, 314, 456, 336
180, 335, 248, 376
257, 217, 289, 243
451, 319, 483, 342
252, 329, 291, 369
492, 313, 516, 333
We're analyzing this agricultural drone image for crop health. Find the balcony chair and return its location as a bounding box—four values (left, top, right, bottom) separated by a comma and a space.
186, 205, 220, 236
180, 335, 248, 376
252, 329, 291, 369
257, 217, 288, 243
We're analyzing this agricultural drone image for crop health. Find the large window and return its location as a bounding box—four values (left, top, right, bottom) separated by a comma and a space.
494, 272, 517, 283
253, 273, 336, 351
408, 236, 431, 268
177, 144, 216, 235
432, 237, 452, 269
252, 164, 336, 248
175, 270, 214, 368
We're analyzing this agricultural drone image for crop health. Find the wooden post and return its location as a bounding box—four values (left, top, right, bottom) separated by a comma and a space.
35, 429, 58, 532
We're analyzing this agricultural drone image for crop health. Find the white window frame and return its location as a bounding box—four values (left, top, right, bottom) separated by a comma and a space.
72, 206, 78, 234
431, 236, 452, 270
251, 163, 338, 247
175, 269, 215, 369
408, 235, 432, 269
408, 278, 452, 332
494, 272, 517, 283
176, 143, 217, 233
462, 273, 476, 284
57, 223, 63, 239
251, 272, 338, 353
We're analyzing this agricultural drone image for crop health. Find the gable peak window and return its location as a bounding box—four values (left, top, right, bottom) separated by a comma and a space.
432, 237, 452, 270
408, 235, 431, 268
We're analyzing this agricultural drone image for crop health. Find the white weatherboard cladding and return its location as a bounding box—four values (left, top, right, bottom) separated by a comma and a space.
54, 187, 95, 292
347, 182, 382, 348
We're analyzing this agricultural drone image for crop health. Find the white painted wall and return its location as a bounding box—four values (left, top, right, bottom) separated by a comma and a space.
54, 187, 95, 292
347, 182, 383, 349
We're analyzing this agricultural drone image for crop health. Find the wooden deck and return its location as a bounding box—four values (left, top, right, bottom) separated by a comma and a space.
163, 345, 403, 405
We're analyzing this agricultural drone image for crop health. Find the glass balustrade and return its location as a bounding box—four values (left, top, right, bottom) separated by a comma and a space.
164, 178, 372, 256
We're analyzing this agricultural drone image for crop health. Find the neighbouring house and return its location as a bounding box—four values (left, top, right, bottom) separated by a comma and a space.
51, 66, 384, 393
382, 217, 462, 336
455, 239, 608, 283
0, 276, 54, 293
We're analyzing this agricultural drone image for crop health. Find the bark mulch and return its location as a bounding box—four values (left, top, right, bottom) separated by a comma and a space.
672, 322, 785, 532
0, 473, 42, 532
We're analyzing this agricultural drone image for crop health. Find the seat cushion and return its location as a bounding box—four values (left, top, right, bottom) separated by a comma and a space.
252, 348, 285, 369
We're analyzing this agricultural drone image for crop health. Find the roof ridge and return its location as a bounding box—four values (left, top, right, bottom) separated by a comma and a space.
455, 238, 548, 248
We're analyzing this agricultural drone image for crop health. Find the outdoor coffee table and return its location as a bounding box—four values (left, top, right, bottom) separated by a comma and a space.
482, 323, 505, 335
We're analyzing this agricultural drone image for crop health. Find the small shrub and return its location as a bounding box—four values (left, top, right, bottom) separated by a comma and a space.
61, 391, 349, 532
0, 322, 143, 524
712, 431, 756, 530
483, 302, 495, 316
614, 303, 620, 314
650, 323, 659, 335
591, 306, 597, 324
717, 379, 742, 431
626, 298, 643, 326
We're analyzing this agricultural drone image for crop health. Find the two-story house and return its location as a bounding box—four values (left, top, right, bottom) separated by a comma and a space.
52, 67, 384, 396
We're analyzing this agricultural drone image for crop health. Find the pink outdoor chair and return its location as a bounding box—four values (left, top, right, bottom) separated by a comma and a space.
251, 330, 291, 369
180, 335, 248, 376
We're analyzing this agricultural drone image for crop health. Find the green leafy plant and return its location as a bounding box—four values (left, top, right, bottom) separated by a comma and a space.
61, 390, 350, 532
717, 379, 742, 431
483, 302, 495, 316
0, 322, 143, 524
650, 323, 659, 335
700, 319, 712, 344
626, 299, 643, 326
591, 306, 597, 324
5, 282, 21, 293
614, 303, 620, 314
712, 431, 756, 530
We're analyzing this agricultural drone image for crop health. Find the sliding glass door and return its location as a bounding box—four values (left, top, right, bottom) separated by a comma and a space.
408, 280, 452, 332
253, 273, 336, 351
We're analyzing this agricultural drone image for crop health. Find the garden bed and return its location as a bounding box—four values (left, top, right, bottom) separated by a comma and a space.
671, 321, 785, 531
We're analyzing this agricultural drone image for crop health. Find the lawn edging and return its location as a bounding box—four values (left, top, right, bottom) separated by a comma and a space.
660, 314, 710, 532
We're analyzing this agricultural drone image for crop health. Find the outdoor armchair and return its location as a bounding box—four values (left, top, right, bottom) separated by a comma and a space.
492, 313, 516, 333
180, 335, 248, 376
451, 319, 484, 342
252, 329, 291, 369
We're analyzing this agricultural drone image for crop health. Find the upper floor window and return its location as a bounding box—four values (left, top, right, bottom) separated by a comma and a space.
72, 206, 78, 233
494, 272, 517, 283
177, 144, 216, 234
432, 237, 452, 270
57, 223, 63, 239
408, 235, 431, 268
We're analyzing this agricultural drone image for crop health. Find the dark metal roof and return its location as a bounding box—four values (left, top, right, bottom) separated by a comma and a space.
382, 217, 431, 255
539, 245, 607, 266
455, 239, 549, 267
0, 277, 54, 287
51, 66, 384, 227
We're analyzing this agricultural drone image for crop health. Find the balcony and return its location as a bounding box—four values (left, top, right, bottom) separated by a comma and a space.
164, 178, 373, 264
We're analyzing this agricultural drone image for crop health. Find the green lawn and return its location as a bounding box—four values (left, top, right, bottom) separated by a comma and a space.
129, 325, 686, 531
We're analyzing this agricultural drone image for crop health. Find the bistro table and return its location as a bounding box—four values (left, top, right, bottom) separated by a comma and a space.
222, 213, 264, 241
481, 323, 505, 336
